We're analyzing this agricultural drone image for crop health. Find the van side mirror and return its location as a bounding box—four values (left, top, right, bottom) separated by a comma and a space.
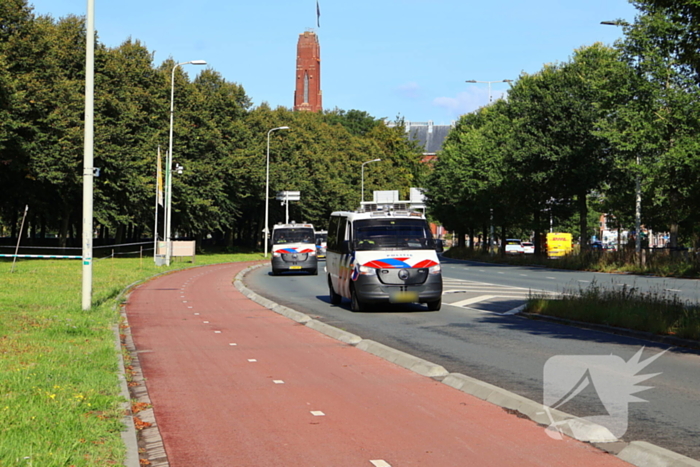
341, 240, 350, 254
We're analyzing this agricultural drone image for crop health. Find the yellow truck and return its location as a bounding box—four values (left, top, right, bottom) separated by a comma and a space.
546, 232, 573, 258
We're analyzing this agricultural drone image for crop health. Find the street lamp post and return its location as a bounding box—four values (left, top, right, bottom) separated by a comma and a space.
361, 158, 381, 205
165, 60, 206, 267
264, 126, 290, 258
465, 79, 513, 103
81, 0, 95, 310
601, 20, 641, 254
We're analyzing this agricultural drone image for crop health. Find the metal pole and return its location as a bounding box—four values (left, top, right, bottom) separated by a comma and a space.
635, 154, 641, 254
165, 60, 206, 267
154, 146, 160, 263
264, 126, 289, 258
489, 207, 494, 256
361, 158, 381, 205
361, 163, 365, 203
81, 0, 95, 310
165, 64, 178, 267
11, 205, 28, 273
264, 130, 271, 258
285, 193, 289, 224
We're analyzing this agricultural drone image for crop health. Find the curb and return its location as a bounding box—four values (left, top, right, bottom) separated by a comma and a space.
442, 374, 616, 443
355, 340, 449, 378
618, 442, 700, 467
113, 323, 140, 467
236, 264, 700, 467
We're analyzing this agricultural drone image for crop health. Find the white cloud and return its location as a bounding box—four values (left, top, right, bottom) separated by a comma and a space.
397, 81, 421, 99
432, 89, 508, 118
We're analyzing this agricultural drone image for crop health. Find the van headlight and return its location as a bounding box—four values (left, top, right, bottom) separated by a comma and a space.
429, 264, 441, 275
358, 265, 377, 275
273, 252, 281, 258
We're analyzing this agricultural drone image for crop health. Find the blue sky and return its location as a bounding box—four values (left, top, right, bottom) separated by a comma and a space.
28, 0, 638, 124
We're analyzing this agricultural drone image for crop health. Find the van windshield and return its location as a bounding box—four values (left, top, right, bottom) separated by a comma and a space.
272, 228, 314, 244
353, 219, 435, 250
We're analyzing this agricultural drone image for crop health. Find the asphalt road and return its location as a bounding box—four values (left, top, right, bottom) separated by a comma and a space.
245, 257, 700, 460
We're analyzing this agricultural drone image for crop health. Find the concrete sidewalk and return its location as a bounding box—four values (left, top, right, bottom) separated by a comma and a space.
120, 262, 693, 467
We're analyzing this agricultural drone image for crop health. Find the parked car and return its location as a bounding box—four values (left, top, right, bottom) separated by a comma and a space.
521, 241, 534, 254
505, 239, 524, 255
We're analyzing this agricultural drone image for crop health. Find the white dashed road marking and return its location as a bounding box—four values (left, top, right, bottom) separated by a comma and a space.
310, 411, 325, 416
449, 295, 498, 307
370, 461, 392, 467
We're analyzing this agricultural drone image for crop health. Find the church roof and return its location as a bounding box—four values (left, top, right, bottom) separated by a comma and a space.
386, 121, 454, 155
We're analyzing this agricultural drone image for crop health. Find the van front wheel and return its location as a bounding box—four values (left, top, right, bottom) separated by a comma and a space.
350, 285, 367, 312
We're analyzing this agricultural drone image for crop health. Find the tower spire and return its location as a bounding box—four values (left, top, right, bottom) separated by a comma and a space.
294, 30, 322, 112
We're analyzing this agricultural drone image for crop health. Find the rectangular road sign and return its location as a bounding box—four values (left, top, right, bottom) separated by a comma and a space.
276, 191, 301, 201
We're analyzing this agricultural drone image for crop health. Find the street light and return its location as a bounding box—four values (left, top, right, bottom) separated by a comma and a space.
264, 126, 290, 258
361, 158, 381, 204
601, 20, 641, 254
165, 60, 206, 266
465, 79, 513, 103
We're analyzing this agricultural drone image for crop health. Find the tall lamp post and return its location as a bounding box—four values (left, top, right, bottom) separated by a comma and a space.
601, 20, 641, 254
81, 0, 95, 310
465, 79, 512, 255
361, 158, 381, 205
165, 60, 206, 266
465, 79, 513, 103
264, 126, 290, 258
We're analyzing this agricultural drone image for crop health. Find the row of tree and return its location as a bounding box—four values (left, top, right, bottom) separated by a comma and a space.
0, 1, 426, 248
425, 0, 700, 254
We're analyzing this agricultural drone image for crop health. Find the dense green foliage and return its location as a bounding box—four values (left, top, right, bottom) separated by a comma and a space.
425, 4, 700, 252
0, 1, 425, 248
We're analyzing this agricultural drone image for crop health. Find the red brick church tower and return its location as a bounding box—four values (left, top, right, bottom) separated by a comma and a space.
294, 30, 322, 112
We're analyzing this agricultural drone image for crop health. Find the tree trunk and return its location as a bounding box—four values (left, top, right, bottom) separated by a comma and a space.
578, 191, 588, 248
468, 226, 475, 252
500, 225, 507, 256
533, 210, 542, 256
58, 204, 72, 248
10, 204, 18, 239
669, 222, 679, 249
115, 224, 125, 245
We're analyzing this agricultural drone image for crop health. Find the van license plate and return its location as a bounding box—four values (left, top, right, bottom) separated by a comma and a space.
390, 291, 418, 303
289, 266, 302, 270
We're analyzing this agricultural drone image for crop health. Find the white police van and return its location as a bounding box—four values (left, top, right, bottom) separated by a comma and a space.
315, 230, 328, 259
325, 203, 442, 311
270, 222, 318, 275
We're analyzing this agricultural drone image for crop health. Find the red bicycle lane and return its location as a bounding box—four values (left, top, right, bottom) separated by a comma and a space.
124, 261, 632, 467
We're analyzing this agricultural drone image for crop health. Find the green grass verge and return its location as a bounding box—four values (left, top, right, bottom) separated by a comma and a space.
526, 281, 700, 341
0, 252, 264, 466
